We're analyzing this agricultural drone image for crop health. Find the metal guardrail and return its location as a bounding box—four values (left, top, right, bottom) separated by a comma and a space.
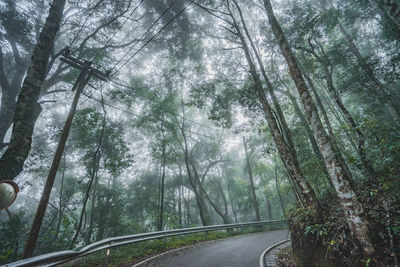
5, 219, 287, 267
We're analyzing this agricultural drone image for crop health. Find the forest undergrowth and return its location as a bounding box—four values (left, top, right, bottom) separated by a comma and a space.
280, 166, 400, 266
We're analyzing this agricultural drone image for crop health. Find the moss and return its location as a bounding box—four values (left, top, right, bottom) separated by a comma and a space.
286, 189, 400, 267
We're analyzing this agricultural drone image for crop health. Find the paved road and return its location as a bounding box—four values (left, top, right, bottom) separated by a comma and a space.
138, 229, 289, 267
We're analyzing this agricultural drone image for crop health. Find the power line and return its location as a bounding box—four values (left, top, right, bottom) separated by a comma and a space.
92, 0, 146, 61
81, 92, 146, 140
69, 0, 106, 46
114, 0, 195, 75
87, 66, 218, 131
71, 0, 195, 103
83, 87, 241, 144
71, 0, 238, 144
92, 81, 242, 144
83, 0, 181, 100
98, 82, 224, 132
110, 0, 179, 74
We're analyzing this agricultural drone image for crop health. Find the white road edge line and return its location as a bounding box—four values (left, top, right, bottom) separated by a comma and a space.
259, 239, 290, 267
132, 231, 262, 267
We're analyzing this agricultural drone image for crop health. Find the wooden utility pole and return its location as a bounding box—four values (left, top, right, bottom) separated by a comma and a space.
243, 137, 260, 222
22, 48, 108, 258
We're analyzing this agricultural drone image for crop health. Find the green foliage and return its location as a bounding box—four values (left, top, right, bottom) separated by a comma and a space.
304, 224, 329, 237
0, 0, 32, 47
2, 0, 400, 265
0, 211, 29, 264
71, 108, 132, 176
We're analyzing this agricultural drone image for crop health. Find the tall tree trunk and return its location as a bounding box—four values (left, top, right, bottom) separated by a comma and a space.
96, 176, 113, 241
197, 179, 230, 224
182, 189, 192, 225
243, 137, 261, 221
317, 85, 359, 153
71, 166, 99, 248
265, 194, 272, 220
178, 163, 183, 227
157, 133, 166, 231
274, 155, 286, 216
86, 173, 99, 244
0, 38, 28, 149
190, 160, 230, 224
0, 0, 66, 181
216, 180, 229, 219
303, 72, 354, 181
227, 177, 238, 223
325, 72, 377, 178
55, 155, 67, 238
185, 155, 210, 225
263, 0, 374, 255
218, 149, 238, 222
179, 103, 212, 226
225, 3, 320, 217
289, 174, 305, 209
235, 1, 296, 160
300, 43, 378, 178
277, 79, 331, 181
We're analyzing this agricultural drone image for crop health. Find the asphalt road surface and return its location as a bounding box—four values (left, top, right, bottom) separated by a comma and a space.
138, 229, 289, 267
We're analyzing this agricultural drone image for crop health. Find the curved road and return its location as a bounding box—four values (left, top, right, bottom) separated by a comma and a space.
138, 229, 289, 267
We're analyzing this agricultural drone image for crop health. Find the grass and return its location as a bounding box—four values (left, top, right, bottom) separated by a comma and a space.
62, 224, 286, 267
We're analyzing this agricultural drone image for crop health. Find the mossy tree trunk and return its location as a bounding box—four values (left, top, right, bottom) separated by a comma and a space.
225, 2, 321, 218
0, 0, 66, 181
262, 0, 375, 256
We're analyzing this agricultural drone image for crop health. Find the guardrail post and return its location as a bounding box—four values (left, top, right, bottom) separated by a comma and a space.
105, 248, 110, 267
204, 227, 209, 240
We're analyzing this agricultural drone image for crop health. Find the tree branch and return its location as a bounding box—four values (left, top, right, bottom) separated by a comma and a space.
78, 8, 129, 50
0, 46, 10, 91
38, 100, 57, 104
201, 160, 228, 184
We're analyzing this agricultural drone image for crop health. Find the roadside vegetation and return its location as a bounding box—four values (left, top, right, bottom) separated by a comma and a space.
65, 225, 283, 267
0, 0, 399, 266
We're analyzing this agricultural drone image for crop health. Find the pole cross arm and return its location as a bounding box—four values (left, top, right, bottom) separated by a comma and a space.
59, 52, 109, 82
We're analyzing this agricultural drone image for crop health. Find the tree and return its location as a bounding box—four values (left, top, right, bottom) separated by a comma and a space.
0, 0, 66, 181
262, 0, 375, 256
225, 1, 321, 216
242, 137, 261, 221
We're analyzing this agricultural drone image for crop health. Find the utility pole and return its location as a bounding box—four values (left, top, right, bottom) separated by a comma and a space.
22, 47, 108, 258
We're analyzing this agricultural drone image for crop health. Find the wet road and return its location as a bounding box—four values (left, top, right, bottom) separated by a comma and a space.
138, 229, 289, 267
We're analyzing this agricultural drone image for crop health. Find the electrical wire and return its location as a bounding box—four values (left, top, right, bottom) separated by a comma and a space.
91, 80, 229, 133
92, 0, 146, 61
83, 85, 241, 144
66, 0, 239, 144
69, 0, 106, 46
110, 0, 179, 74
113, 0, 195, 75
